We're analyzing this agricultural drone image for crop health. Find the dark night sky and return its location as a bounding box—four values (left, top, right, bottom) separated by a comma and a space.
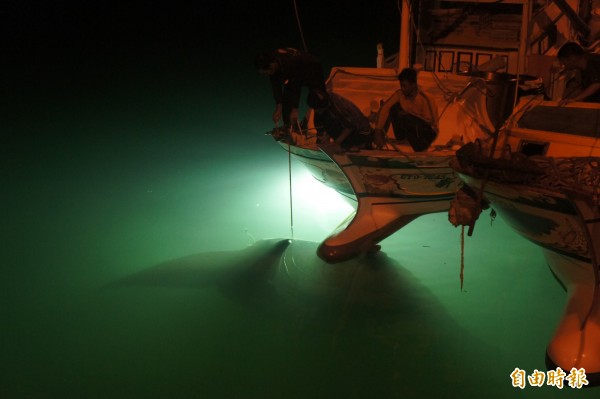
4, 1, 401, 83
3, 1, 401, 140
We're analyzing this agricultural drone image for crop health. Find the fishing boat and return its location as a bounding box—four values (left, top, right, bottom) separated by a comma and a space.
267, 0, 600, 382
271, 0, 566, 262
449, 102, 600, 382
270, 66, 498, 263
443, 0, 600, 377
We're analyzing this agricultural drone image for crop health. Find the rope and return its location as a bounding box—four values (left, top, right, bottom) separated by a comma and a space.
292, 0, 309, 52
275, 119, 295, 241
287, 130, 295, 240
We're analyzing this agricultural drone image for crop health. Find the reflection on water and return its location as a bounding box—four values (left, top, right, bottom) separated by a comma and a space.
2, 85, 598, 398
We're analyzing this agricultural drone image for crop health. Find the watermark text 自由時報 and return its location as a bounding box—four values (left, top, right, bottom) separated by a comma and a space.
510, 367, 588, 389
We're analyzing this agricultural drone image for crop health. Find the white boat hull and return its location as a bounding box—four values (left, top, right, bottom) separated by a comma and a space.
276, 139, 355, 199
457, 170, 600, 381
545, 250, 600, 383
318, 145, 460, 262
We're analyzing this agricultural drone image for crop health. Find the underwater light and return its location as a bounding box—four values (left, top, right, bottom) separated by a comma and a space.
291, 170, 353, 211
256, 166, 355, 239
288, 169, 355, 233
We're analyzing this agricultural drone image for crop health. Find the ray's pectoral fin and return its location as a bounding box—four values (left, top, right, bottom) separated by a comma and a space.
111, 239, 292, 291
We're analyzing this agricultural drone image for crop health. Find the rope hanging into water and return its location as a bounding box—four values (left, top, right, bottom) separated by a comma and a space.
286, 0, 308, 240
288, 135, 295, 240
293, 0, 309, 52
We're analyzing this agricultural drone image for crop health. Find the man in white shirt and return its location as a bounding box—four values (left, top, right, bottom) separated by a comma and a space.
374, 68, 438, 151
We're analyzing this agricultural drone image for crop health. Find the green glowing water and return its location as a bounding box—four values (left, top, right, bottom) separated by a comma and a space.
2, 60, 596, 399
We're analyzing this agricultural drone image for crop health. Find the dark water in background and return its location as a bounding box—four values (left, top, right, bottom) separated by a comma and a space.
2, 2, 599, 398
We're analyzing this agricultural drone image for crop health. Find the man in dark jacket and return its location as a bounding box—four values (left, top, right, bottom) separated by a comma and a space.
307, 90, 372, 151
255, 48, 326, 128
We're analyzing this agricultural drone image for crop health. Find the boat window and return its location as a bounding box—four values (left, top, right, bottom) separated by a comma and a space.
517, 106, 600, 138
519, 140, 548, 156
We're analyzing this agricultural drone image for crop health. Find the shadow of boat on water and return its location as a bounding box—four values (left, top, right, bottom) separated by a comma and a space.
110, 239, 510, 397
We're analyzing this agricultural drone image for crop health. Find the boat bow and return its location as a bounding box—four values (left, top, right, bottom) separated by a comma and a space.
317, 143, 459, 262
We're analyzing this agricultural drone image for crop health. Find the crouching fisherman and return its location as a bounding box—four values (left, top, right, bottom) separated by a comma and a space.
254, 48, 326, 130
307, 90, 373, 152
374, 67, 439, 151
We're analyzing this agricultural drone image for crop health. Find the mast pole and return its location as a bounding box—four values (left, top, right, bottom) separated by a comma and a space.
518, 0, 532, 74
399, 0, 411, 70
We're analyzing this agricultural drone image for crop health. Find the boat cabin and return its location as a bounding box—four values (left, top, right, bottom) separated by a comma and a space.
308, 0, 596, 154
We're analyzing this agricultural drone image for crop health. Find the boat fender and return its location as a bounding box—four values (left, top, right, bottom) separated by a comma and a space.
448, 186, 486, 233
